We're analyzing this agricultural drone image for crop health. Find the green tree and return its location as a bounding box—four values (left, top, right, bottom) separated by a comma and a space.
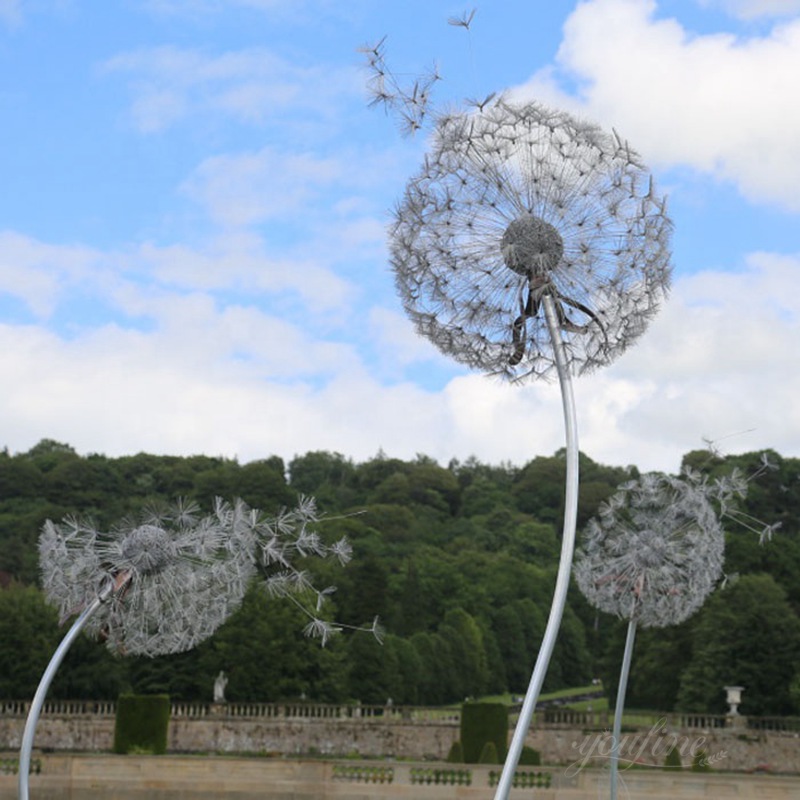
0, 455, 43, 498
235, 458, 293, 509
438, 608, 489, 699
544, 604, 592, 691
491, 604, 529, 692
512, 455, 565, 523
459, 475, 509, 517
410, 631, 453, 705
677, 574, 800, 715
624, 624, 694, 711
345, 629, 394, 704
383, 635, 422, 705
288, 451, 356, 510
199, 587, 349, 702
0, 584, 62, 699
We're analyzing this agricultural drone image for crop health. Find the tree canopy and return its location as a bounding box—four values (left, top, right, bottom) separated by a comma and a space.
0, 440, 796, 714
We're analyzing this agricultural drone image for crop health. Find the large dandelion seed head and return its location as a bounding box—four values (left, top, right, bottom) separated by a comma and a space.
39, 499, 257, 657
574, 473, 724, 628
391, 100, 673, 381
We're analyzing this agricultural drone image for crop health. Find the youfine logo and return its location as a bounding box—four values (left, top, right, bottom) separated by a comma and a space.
566, 717, 727, 776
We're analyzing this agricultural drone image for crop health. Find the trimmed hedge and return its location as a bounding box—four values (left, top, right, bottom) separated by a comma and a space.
691, 750, 711, 772
478, 741, 499, 764
519, 745, 541, 766
113, 694, 170, 755
664, 744, 682, 770
460, 702, 508, 764
446, 740, 465, 763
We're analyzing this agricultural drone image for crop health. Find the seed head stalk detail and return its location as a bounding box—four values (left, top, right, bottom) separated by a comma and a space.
366, 35, 672, 799
20, 496, 376, 800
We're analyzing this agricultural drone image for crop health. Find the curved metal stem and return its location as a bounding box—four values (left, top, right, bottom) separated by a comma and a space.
493, 294, 580, 800
18, 582, 115, 800
610, 618, 637, 800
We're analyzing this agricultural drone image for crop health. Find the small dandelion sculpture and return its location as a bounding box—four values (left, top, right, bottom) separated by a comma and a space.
364, 32, 672, 800
20, 495, 373, 800
575, 462, 776, 800
575, 473, 725, 630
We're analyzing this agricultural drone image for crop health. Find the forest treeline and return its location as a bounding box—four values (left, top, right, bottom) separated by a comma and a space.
1, 439, 799, 716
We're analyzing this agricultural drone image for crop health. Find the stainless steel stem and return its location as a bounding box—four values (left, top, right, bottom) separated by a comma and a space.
18, 582, 113, 800
493, 294, 580, 800
610, 618, 637, 800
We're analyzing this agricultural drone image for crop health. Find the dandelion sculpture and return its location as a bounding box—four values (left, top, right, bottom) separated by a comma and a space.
20, 495, 370, 800
390, 102, 672, 382
575, 473, 725, 629
38, 499, 256, 657
575, 462, 777, 800
365, 35, 672, 798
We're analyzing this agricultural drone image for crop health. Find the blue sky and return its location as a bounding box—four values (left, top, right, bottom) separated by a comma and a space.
1, 0, 799, 473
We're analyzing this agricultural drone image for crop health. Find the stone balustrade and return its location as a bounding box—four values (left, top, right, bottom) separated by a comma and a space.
2, 754, 800, 800
4, 698, 795, 733
1, 699, 458, 723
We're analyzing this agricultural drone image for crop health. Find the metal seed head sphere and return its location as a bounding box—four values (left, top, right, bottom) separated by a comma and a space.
574, 473, 725, 628
39, 499, 257, 657
390, 100, 673, 381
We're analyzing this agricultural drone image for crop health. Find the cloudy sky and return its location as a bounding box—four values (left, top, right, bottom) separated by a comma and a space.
1, 0, 799, 474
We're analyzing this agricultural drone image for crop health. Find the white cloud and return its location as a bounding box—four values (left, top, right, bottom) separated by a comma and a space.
698, 0, 800, 19
3, 247, 798, 474
589, 250, 800, 468
180, 147, 343, 227
136, 236, 354, 315
0, 231, 111, 318
512, 0, 800, 211
0, 319, 440, 464
366, 306, 455, 378
103, 45, 356, 133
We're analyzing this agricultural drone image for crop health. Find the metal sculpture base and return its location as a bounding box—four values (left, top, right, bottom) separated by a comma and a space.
493, 295, 580, 800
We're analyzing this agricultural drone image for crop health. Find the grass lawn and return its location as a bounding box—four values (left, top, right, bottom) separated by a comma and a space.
477, 684, 604, 707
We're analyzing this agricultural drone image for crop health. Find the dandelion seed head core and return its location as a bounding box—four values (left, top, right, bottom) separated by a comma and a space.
120, 525, 175, 575
501, 215, 563, 277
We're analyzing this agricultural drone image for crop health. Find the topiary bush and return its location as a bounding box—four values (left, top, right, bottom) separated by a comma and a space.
113, 694, 170, 755
664, 744, 682, 770
446, 740, 464, 763
478, 741, 499, 764
691, 750, 711, 772
460, 702, 508, 764
519, 745, 541, 766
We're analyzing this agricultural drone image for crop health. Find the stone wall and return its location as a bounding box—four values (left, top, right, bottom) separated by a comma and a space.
533, 723, 800, 774
169, 715, 459, 760
2, 704, 799, 774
